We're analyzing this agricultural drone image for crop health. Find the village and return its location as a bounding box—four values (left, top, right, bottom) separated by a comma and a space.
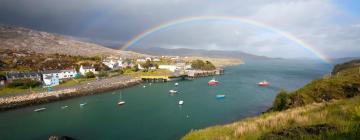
0, 54, 223, 95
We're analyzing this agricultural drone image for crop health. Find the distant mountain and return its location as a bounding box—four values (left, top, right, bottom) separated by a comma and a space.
0, 25, 143, 57
330, 57, 360, 65
128, 47, 271, 60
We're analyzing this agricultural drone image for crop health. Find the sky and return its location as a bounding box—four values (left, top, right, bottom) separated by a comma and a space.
0, 0, 359, 59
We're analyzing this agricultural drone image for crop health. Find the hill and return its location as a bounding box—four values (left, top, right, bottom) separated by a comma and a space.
182, 59, 360, 140
0, 25, 143, 57
128, 47, 270, 60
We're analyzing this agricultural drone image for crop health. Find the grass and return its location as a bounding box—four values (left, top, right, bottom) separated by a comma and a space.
54, 78, 96, 88
0, 77, 96, 96
182, 96, 360, 140
182, 60, 360, 140
0, 87, 44, 96
123, 69, 172, 77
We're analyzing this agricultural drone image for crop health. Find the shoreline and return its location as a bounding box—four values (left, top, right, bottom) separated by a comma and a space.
0, 76, 142, 112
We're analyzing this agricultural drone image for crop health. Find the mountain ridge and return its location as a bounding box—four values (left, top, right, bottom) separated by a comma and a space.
128, 47, 271, 60
0, 25, 144, 58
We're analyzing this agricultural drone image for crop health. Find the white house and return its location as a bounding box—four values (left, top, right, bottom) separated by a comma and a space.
42, 70, 61, 87
79, 65, 97, 75
159, 65, 177, 72
102, 58, 124, 69
152, 57, 160, 62
136, 58, 146, 62
59, 69, 78, 79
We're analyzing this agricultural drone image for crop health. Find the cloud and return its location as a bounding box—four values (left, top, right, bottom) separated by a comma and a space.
0, 0, 359, 59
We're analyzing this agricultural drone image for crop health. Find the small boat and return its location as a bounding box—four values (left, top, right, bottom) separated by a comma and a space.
80, 103, 87, 107
118, 101, 126, 105
208, 78, 219, 85
216, 94, 226, 99
258, 80, 269, 87
34, 108, 46, 112
118, 93, 126, 106
169, 90, 178, 94
143, 85, 146, 88
174, 83, 179, 86
179, 100, 184, 105
61, 106, 68, 109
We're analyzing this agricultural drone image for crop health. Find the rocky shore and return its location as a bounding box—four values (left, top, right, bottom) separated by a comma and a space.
0, 76, 142, 111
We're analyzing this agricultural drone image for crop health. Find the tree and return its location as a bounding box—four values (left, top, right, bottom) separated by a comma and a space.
97, 71, 108, 78
191, 60, 216, 70
271, 90, 292, 111
85, 71, 95, 78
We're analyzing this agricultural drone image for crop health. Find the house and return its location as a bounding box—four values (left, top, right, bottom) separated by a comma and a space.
60, 69, 78, 79
159, 65, 177, 72
79, 65, 97, 75
145, 57, 152, 61
152, 57, 160, 62
136, 58, 146, 62
6, 71, 42, 82
102, 58, 124, 69
42, 69, 77, 80
0, 75, 6, 87
42, 74, 60, 87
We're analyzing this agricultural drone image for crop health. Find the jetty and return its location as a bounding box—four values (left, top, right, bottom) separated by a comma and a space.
140, 68, 224, 82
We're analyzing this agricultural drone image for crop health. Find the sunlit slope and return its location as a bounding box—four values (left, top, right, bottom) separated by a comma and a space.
182, 60, 360, 140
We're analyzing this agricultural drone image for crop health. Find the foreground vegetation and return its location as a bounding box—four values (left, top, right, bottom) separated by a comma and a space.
182, 60, 360, 140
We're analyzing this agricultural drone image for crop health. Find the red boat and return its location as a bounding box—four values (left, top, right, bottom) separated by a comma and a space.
258, 80, 269, 87
208, 78, 219, 85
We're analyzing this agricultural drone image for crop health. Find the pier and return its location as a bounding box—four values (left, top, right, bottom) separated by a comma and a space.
140, 68, 224, 82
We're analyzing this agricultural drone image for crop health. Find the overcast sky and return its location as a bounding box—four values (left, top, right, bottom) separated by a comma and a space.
0, 0, 359, 59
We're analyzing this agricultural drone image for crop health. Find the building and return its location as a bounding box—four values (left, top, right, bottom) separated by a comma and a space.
159, 65, 177, 72
6, 71, 42, 82
0, 75, 6, 87
102, 58, 124, 69
43, 74, 60, 87
79, 65, 96, 75
60, 69, 78, 79
136, 57, 146, 62
152, 57, 160, 62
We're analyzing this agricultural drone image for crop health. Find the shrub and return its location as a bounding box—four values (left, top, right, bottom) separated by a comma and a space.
191, 60, 216, 70
271, 90, 292, 111
7, 79, 41, 89
85, 71, 95, 78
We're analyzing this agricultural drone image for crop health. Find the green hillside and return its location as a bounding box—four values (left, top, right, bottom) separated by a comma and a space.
182, 60, 360, 140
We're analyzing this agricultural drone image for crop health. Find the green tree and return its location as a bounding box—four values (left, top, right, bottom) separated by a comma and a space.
85, 71, 95, 78
271, 90, 292, 111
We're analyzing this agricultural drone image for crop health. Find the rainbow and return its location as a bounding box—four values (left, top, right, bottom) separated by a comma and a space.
120, 16, 331, 63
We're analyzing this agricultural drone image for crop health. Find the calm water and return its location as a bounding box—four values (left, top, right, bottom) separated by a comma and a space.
0, 60, 332, 140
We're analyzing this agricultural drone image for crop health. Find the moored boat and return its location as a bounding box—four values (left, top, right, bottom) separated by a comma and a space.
80, 103, 87, 107
178, 100, 184, 105
216, 94, 226, 99
258, 80, 269, 87
169, 90, 178, 94
118, 101, 126, 105
34, 108, 46, 112
174, 83, 179, 86
208, 78, 219, 85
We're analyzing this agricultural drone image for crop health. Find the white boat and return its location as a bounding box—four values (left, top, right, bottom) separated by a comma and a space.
175, 83, 179, 86
143, 85, 146, 88
169, 90, 178, 94
61, 106, 68, 109
80, 103, 87, 107
118, 93, 126, 106
34, 108, 46, 112
118, 101, 126, 105
216, 94, 226, 99
179, 100, 184, 105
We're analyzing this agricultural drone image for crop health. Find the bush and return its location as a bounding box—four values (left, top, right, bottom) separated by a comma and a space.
85, 71, 95, 78
7, 79, 41, 89
271, 90, 292, 111
191, 60, 216, 70
97, 71, 108, 77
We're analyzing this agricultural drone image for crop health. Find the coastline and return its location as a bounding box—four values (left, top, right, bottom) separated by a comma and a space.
0, 76, 142, 112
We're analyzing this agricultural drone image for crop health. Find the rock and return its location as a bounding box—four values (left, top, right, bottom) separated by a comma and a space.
48, 135, 75, 140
